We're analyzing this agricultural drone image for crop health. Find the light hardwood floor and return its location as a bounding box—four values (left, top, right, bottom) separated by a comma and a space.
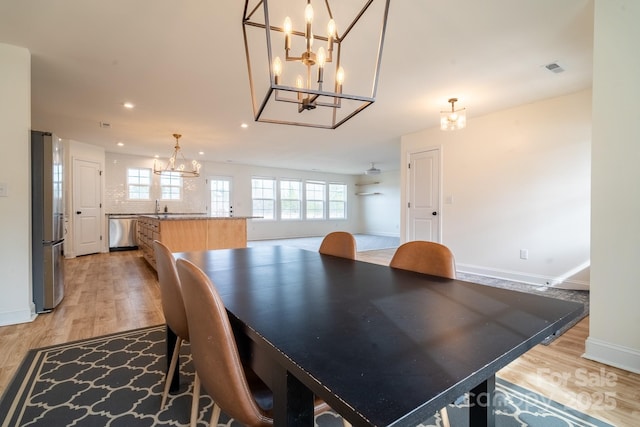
1, 249, 638, 425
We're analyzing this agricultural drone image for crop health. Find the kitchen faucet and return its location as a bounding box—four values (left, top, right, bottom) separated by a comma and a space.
155, 200, 159, 214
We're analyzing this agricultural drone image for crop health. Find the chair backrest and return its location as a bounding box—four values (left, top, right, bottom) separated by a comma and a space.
318, 231, 357, 260
153, 240, 189, 341
176, 258, 272, 427
389, 241, 456, 279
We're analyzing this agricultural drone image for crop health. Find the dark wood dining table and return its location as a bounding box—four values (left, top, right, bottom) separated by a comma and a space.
172, 246, 583, 427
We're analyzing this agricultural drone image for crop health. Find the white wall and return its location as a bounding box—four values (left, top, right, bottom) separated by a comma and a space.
356, 171, 401, 237
0, 43, 34, 325
585, 0, 640, 373
105, 152, 204, 215
104, 153, 364, 240
401, 90, 592, 289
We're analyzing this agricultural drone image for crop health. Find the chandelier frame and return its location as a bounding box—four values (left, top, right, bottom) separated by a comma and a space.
153, 134, 201, 178
242, 0, 391, 129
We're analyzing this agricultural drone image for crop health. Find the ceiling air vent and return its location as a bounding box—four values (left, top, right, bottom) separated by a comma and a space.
545, 62, 565, 74
99, 121, 111, 129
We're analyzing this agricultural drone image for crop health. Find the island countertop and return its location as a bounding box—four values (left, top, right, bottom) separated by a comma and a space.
136, 214, 256, 220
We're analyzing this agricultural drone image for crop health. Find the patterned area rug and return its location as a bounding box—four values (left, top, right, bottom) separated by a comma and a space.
0, 326, 611, 427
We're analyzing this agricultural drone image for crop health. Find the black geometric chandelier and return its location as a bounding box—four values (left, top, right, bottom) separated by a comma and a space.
242, 0, 391, 129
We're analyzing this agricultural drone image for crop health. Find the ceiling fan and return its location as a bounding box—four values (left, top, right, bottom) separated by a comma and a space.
365, 162, 381, 175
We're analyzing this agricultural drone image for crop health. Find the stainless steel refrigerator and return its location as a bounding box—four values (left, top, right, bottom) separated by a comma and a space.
32, 130, 65, 313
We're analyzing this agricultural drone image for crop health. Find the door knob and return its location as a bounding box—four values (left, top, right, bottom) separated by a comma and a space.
76, 211, 82, 215
432, 211, 437, 216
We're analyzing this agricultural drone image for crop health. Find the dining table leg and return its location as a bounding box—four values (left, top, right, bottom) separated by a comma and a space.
166, 325, 180, 392
271, 366, 315, 426
469, 375, 495, 427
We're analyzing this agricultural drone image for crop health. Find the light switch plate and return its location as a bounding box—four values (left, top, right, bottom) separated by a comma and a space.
0, 182, 7, 197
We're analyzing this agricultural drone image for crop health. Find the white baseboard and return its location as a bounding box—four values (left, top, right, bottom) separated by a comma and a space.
457, 264, 590, 290
583, 337, 640, 374
359, 231, 400, 238
0, 307, 37, 327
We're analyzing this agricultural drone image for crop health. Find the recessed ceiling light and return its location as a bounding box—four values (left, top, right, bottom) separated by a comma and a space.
240, 123, 248, 129
123, 102, 134, 109
198, 151, 205, 155
154, 155, 159, 158
117, 142, 124, 147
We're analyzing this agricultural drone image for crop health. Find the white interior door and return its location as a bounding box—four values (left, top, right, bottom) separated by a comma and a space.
73, 158, 102, 256
407, 149, 441, 242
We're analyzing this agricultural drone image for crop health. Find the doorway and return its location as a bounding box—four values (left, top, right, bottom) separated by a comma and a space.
208, 176, 233, 217
73, 158, 102, 256
407, 148, 441, 242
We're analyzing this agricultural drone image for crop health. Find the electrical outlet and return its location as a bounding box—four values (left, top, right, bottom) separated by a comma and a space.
520, 249, 528, 260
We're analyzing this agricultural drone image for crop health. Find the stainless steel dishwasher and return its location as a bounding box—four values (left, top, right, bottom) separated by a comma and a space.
108, 215, 138, 251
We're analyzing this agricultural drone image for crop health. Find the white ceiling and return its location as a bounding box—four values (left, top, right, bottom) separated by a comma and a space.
0, 0, 593, 175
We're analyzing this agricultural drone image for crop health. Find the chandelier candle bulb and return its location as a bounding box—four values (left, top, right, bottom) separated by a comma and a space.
305, 5, 313, 51
327, 19, 336, 52
284, 17, 292, 51
317, 47, 326, 83
336, 66, 345, 93
273, 57, 282, 84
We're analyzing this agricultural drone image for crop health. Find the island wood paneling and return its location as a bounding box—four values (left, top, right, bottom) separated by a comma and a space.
206, 218, 247, 249
136, 216, 247, 269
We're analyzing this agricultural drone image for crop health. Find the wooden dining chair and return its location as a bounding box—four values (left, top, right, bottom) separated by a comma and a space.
176, 258, 350, 427
389, 240, 457, 279
318, 231, 357, 260
153, 240, 197, 413
389, 240, 455, 427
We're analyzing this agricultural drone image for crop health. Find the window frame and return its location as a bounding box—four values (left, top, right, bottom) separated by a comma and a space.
126, 167, 151, 200
328, 182, 348, 219
160, 171, 182, 200
305, 181, 326, 220
279, 179, 303, 220
251, 177, 276, 220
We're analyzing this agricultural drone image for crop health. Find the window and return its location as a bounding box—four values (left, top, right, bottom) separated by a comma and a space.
160, 171, 182, 200
329, 183, 347, 219
305, 181, 326, 219
252, 177, 276, 219
280, 180, 302, 220
127, 168, 151, 200
210, 177, 232, 217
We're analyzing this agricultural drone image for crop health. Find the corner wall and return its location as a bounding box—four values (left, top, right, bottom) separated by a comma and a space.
0, 43, 34, 325
401, 90, 592, 289
356, 171, 401, 237
585, 0, 640, 373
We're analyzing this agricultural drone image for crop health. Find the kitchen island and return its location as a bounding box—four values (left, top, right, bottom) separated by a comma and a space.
136, 214, 248, 270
